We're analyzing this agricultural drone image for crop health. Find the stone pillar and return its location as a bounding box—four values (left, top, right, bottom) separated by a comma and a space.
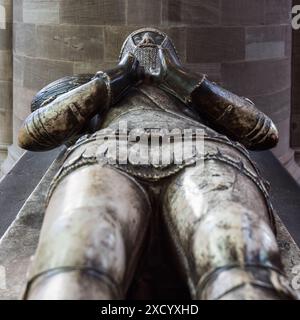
4, 0, 299, 181
0, 0, 12, 173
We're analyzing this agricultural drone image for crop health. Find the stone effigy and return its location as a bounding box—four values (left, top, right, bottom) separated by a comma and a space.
18, 28, 297, 300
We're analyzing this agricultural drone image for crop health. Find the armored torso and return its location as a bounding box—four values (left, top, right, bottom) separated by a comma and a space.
100, 84, 206, 133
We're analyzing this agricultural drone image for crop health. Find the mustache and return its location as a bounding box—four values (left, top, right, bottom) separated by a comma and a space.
137, 43, 159, 48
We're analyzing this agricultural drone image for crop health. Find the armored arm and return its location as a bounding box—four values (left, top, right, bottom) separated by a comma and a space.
18, 54, 139, 151
158, 49, 278, 150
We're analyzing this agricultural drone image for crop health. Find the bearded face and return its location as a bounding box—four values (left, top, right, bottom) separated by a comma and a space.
119, 28, 181, 75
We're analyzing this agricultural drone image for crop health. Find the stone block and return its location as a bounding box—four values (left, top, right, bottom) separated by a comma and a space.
13, 0, 23, 23
0, 80, 12, 113
186, 27, 245, 63
23, 0, 59, 24
13, 84, 35, 121
102, 0, 126, 25
163, 27, 186, 61
13, 23, 36, 57
13, 55, 24, 86
35, 24, 104, 62
0, 82, 12, 144
61, 0, 126, 25
0, 50, 12, 81
0, 22, 11, 50
221, 0, 264, 26
265, 0, 291, 25
162, 0, 220, 26
22, 56, 73, 91
246, 26, 290, 61
12, 114, 25, 145
127, 0, 162, 25
221, 58, 291, 96
59, 0, 103, 25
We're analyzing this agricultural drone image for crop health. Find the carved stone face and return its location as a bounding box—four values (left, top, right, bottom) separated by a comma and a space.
119, 28, 181, 74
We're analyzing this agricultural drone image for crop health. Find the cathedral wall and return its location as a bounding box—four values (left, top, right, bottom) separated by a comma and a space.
0, 0, 12, 167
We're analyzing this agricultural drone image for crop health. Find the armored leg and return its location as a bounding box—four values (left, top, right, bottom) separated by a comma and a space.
24, 164, 151, 300
163, 140, 294, 300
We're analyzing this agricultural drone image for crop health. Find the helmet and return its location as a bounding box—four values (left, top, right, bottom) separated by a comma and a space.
119, 28, 181, 74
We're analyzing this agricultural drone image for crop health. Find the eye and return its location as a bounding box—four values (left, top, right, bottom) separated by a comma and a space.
155, 35, 163, 43
134, 35, 142, 43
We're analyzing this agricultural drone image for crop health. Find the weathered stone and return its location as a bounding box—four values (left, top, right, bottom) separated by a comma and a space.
0, 80, 12, 112
186, 27, 245, 63
13, 23, 36, 57
127, 0, 162, 25
13, 84, 35, 121
0, 51, 12, 81
265, 0, 292, 25
0, 81, 12, 143
12, 55, 24, 86
12, 114, 24, 145
246, 26, 290, 61
221, 59, 291, 96
22, 56, 73, 91
13, 0, 23, 23
59, 0, 103, 25
23, 0, 59, 25
103, 0, 126, 25
164, 27, 186, 62
35, 25, 104, 62
221, 0, 264, 26
0, 23, 11, 50
162, 0, 220, 26
61, 0, 126, 25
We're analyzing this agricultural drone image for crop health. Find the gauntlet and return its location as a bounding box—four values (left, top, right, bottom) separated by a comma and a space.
157, 49, 278, 150
18, 53, 139, 151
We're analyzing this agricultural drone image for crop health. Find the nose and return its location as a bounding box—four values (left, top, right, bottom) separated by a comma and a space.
141, 33, 155, 45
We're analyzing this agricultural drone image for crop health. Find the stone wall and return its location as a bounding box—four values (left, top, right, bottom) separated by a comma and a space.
0, 0, 12, 167
2, 0, 299, 181
292, 0, 300, 167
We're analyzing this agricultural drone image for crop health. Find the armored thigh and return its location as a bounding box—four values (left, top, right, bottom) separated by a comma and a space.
163, 139, 294, 300
24, 141, 151, 300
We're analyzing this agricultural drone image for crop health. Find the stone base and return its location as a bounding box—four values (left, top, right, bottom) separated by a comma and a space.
0, 152, 299, 299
